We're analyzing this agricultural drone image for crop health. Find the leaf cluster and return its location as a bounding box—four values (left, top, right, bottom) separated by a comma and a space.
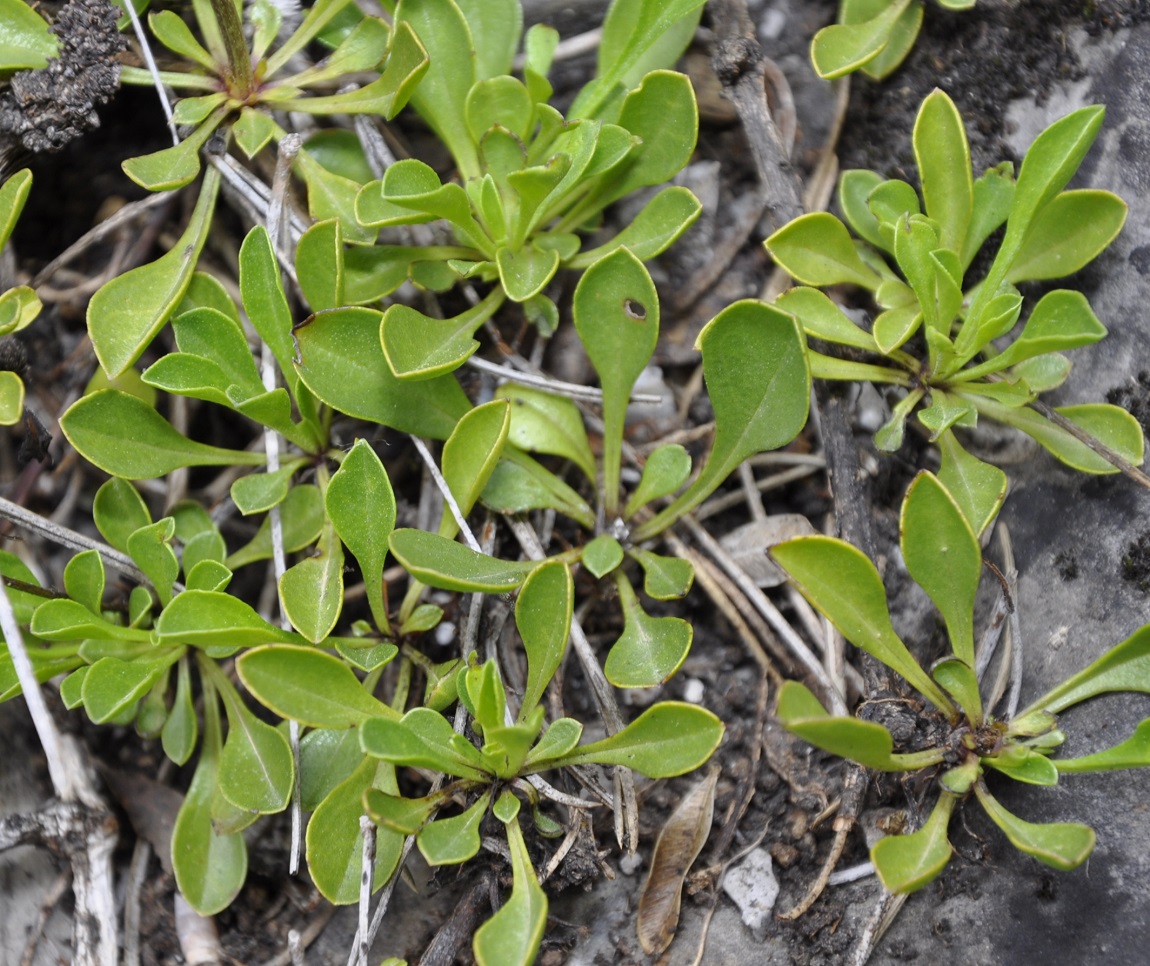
767, 90, 1143, 533
772, 471, 1150, 893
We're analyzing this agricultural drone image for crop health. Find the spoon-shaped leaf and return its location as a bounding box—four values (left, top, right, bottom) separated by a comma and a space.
418, 790, 491, 866
440, 399, 511, 538
61, 390, 265, 479
981, 744, 1059, 786
89, 165, 220, 377
937, 429, 1007, 536
389, 528, 535, 593
326, 439, 396, 634
279, 520, 344, 643
604, 574, 692, 688
381, 289, 505, 380
627, 548, 694, 601
974, 781, 1095, 870
171, 683, 247, 915
516, 560, 573, 719
215, 673, 295, 814
567, 186, 702, 270
360, 707, 489, 780
473, 792, 548, 966
1021, 624, 1150, 716
547, 702, 723, 778
900, 472, 981, 675
495, 384, 596, 483
237, 645, 395, 728
634, 300, 810, 539
294, 306, 471, 438
155, 590, 303, 649
766, 212, 883, 288
227, 484, 325, 571
1055, 718, 1150, 773
872, 792, 956, 893
913, 89, 973, 254
573, 249, 659, 514
624, 444, 691, 518
769, 536, 956, 714
1006, 189, 1126, 283
0, 168, 32, 254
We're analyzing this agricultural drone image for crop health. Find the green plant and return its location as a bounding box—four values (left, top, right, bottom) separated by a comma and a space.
88, 0, 429, 378
235, 560, 723, 966
766, 89, 1143, 535
811, 0, 975, 80
771, 469, 1150, 892
354, 0, 705, 365
0, 169, 41, 425
385, 249, 811, 687
0, 0, 59, 74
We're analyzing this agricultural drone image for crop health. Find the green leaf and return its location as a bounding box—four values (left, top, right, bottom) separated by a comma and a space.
495, 244, 560, 302
936, 430, 1006, 537
233, 107, 280, 159
81, 655, 172, 724
301, 729, 366, 811
459, 658, 507, 735
440, 399, 511, 538
635, 300, 810, 540
162, 656, 198, 765
1055, 718, 1150, 773
239, 226, 297, 387
389, 529, 534, 593
228, 485, 325, 571
31, 598, 149, 643
913, 90, 973, 254
89, 167, 220, 377
604, 575, 692, 688
295, 307, 470, 438
61, 390, 265, 480
962, 290, 1106, 379
775, 286, 879, 352
582, 535, 624, 579
982, 743, 1059, 786
360, 707, 489, 780
982, 401, 1145, 475
974, 782, 1095, 871
280, 520, 344, 643
155, 590, 300, 650
495, 384, 596, 482
525, 717, 582, 766
516, 561, 572, 719
326, 439, 396, 634
148, 10, 215, 69
776, 680, 905, 770
1023, 624, 1150, 716
474, 792, 547, 966
174, 305, 265, 394
766, 212, 881, 290
380, 290, 505, 381
128, 518, 180, 607
296, 150, 378, 245
573, 0, 707, 118
1013, 353, 1072, 393
872, 792, 956, 893
573, 249, 659, 514
550, 702, 723, 778
230, 465, 296, 516
217, 680, 295, 813
480, 450, 596, 530
810, 0, 913, 79
1007, 190, 1126, 282
185, 558, 231, 592
900, 472, 981, 673
171, 689, 247, 915
769, 537, 956, 714
395, 0, 479, 177
296, 219, 345, 312
238, 644, 394, 728
306, 756, 404, 904
121, 107, 228, 191
418, 790, 490, 866
0, 169, 32, 255
364, 787, 442, 835
628, 549, 694, 601
0, 0, 57, 71
931, 658, 982, 722
64, 550, 105, 615
624, 444, 691, 518
567, 186, 702, 270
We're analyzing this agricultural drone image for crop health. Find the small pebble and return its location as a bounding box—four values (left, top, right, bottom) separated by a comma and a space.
722, 848, 780, 931
682, 678, 705, 704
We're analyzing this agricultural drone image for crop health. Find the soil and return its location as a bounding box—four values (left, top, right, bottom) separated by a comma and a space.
3, 2, 1150, 966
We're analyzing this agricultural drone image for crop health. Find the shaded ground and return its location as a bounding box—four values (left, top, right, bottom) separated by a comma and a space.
3, 2, 1150, 965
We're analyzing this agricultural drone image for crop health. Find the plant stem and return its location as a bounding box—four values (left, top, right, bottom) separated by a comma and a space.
209, 0, 254, 97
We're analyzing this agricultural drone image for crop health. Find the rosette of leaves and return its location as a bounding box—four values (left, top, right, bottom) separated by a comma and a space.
811, 0, 975, 80
0, 169, 41, 423
235, 558, 724, 965
771, 470, 1150, 893
351, 0, 705, 348
87, 0, 429, 378
385, 249, 811, 688
766, 89, 1144, 536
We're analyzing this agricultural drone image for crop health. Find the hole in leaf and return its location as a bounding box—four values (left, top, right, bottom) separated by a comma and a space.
624, 299, 646, 321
